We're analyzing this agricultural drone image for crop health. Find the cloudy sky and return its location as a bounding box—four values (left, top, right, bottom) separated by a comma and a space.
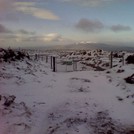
0, 0, 134, 48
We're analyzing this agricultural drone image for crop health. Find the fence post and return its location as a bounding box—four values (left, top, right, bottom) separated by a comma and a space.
51, 56, 53, 69
38, 54, 39, 60
42, 55, 43, 61
73, 61, 77, 71
122, 53, 125, 66
110, 52, 113, 68
66, 64, 67, 72
73, 60, 76, 71
35, 54, 37, 60
46, 55, 48, 63
53, 57, 56, 72
76, 61, 77, 71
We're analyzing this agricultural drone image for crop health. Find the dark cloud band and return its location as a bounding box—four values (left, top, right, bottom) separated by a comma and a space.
110, 24, 132, 32
75, 18, 104, 33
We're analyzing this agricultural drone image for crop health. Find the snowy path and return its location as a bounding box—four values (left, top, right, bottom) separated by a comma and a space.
38, 71, 134, 134
0, 61, 134, 134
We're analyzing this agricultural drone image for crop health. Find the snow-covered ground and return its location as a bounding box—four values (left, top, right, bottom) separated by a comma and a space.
0, 50, 134, 134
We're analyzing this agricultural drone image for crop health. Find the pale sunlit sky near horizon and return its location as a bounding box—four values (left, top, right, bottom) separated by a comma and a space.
0, 0, 134, 48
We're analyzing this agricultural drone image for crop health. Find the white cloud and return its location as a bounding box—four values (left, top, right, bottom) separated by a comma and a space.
0, 32, 35, 44
0, 32, 72, 45
17, 29, 35, 35
14, 2, 35, 6
0, 0, 60, 20
41, 33, 63, 42
15, 3, 60, 20
59, 0, 113, 7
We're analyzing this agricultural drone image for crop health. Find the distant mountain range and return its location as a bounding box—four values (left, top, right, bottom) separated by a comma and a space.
16, 42, 134, 52
62, 43, 134, 52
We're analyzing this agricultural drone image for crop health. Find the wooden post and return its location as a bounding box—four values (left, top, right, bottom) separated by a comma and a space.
73, 60, 75, 71
66, 64, 67, 72
110, 52, 113, 68
122, 53, 125, 66
46, 55, 48, 63
37, 54, 39, 60
73, 61, 76, 71
73, 61, 77, 71
35, 54, 37, 60
42, 55, 43, 61
53, 57, 56, 72
51, 56, 53, 69
76, 61, 77, 71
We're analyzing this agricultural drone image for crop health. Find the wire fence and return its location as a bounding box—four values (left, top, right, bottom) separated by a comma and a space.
29, 52, 125, 72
